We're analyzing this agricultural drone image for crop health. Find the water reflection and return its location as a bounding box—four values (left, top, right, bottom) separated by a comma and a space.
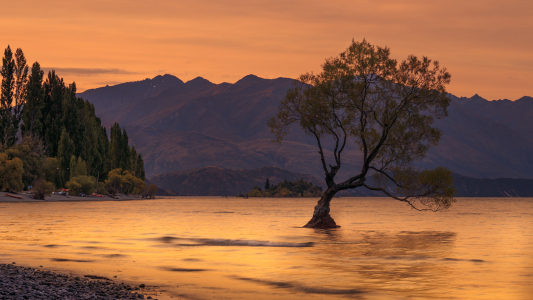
0, 197, 531, 300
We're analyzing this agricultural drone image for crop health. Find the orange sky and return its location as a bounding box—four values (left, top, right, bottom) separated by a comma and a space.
1, 0, 532, 100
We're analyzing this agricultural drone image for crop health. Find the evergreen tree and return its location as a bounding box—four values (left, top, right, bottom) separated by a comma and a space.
0, 46, 145, 187
13, 48, 28, 142
130, 146, 138, 175
136, 153, 145, 180
75, 156, 87, 177
120, 128, 131, 171
57, 128, 74, 185
69, 155, 77, 180
0, 45, 16, 149
106, 123, 135, 174
107, 123, 121, 171
61, 82, 84, 158
265, 178, 270, 190
42, 71, 65, 156
21, 62, 44, 137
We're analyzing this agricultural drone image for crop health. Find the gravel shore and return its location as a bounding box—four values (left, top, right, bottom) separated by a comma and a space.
0, 263, 157, 300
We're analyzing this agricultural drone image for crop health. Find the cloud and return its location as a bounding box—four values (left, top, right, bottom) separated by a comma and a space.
41, 67, 139, 76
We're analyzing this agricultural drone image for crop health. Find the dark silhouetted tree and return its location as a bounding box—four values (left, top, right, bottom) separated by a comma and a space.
269, 39, 456, 228
21, 62, 45, 138
0, 46, 16, 149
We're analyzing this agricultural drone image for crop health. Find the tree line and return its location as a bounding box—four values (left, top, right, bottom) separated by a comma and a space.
0, 45, 149, 197
244, 178, 323, 197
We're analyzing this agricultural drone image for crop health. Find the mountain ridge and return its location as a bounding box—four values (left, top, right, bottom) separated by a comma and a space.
78, 74, 533, 180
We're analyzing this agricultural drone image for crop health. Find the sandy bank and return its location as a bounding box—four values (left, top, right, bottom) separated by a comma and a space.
0, 193, 145, 203
0, 262, 163, 299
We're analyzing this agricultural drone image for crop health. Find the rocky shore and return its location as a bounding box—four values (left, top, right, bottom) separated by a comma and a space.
0, 263, 159, 299
0, 193, 144, 203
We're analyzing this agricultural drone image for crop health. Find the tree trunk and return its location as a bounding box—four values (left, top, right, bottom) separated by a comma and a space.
303, 189, 339, 229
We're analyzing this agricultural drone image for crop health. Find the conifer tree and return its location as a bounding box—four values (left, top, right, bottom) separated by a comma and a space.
76, 156, 87, 177
0, 46, 15, 149
69, 155, 77, 180
57, 128, 74, 185
42, 71, 65, 157
121, 128, 131, 171
21, 62, 44, 137
130, 146, 138, 175
107, 123, 121, 170
13, 48, 28, 141
136, 153, 145, 180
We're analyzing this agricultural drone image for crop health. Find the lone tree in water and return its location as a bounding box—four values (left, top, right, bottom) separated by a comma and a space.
268, 40, 456, 229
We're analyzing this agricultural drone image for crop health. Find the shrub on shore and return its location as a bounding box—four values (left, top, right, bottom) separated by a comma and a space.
0, 153, 24, 192
245, 178, 323, 197
65, 175, 97, 196
105, 168, 146, 195
32, 178, 54, 199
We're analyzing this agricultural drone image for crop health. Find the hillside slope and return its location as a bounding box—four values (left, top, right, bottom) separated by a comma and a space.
79, 75, 533, 179
149, 166, 323, 196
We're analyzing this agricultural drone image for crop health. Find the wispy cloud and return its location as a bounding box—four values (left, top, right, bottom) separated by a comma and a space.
42, 67, 139, 76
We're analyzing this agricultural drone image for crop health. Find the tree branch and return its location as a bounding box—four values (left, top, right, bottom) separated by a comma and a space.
363, 184, 439, 211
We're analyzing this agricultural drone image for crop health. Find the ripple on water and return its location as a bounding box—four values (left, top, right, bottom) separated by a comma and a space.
231, 276, 366, 296
157, 236, 314, 247
51, 258, 93, 263
161, 267, 209, 272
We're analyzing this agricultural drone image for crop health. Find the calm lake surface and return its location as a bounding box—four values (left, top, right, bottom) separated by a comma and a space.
1, 197, 532, 300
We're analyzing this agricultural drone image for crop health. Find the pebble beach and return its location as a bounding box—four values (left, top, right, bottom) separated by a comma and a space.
0, 263, 161, 300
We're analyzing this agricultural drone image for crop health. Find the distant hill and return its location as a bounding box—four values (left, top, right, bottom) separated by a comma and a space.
144, 179, 179, 196
150, 166, 533, 197
453, 174, 533, 197
81, 74, 184, 114
148, 166, 323, 196
79, 74, 533, 180
454, 94, 533, 141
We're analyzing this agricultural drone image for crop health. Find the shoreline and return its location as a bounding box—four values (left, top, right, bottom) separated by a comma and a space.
0, 262, 166, 300
0, 192, 158, 203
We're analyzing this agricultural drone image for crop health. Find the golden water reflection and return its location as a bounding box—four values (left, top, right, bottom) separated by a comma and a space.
0, 197, 531, 299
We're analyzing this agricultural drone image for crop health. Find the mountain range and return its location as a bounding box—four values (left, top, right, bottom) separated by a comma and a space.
149, 166, 323, 196
78, 74, 533, 183
148, 166, 533, 197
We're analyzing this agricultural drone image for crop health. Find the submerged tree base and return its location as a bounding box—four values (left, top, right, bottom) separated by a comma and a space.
303, 213, 340, 229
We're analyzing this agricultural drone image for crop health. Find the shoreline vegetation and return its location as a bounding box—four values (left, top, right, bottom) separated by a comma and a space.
0, 263, 164, 299
0, 45, 152, 202
0, 192, 149, 202
242, 178, 323, 198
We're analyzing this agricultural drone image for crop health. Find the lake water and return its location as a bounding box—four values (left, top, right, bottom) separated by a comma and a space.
1, 197, 532, 300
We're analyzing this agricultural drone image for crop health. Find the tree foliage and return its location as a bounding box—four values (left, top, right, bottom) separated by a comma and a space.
0, 46, 16, 149
4, 135, 45, 188
247, 179, 323, 197
0, 44, 146, 196
145, 184, 157, 199
104, 168, 146, 195
21, 62, 44, 138
0, 152, 23, 192
32, 178, 54, 200
66, 175, 97, 196
269, 39, 456, 228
